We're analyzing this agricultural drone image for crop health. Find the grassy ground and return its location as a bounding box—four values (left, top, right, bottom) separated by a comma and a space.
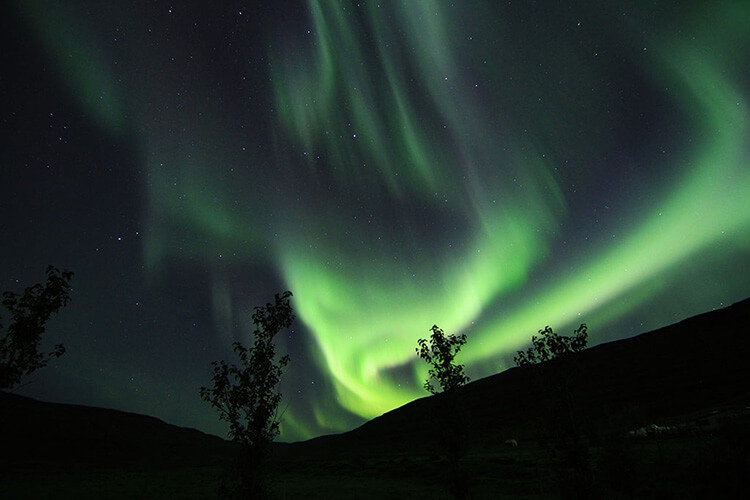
4, 398, 747, 499
2, 430, 745, 499
1, 465, 225, 500
1, 448, 553, 499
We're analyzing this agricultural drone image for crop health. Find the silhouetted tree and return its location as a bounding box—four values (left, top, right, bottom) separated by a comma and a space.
0, 265, 73, 389
515, 323, 591, 499
416, 325, 471, 500
514, 323, 588, 367
200, 290, 294, 499
416, 324, 470, 394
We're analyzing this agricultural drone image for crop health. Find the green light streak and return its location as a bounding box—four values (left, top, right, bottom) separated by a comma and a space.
143, 147, 269, 269
279, 205, 553, 419
17, 1, 125, 134
454, 25, 750, 368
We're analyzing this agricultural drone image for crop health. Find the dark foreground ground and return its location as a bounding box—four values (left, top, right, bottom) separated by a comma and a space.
271, 415, 748, 499
2, 298, 749, 498
3, 417, 748, 499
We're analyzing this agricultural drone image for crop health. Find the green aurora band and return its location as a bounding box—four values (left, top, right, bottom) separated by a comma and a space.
268, 2, 750, 437
17, 1, 750, 440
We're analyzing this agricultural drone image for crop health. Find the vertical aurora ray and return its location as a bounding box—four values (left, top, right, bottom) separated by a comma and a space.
14, 2, 126, 134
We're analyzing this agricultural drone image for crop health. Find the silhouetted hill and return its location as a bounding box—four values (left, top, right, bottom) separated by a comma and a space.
277, 297, 750, 460
0, 391, 237, 473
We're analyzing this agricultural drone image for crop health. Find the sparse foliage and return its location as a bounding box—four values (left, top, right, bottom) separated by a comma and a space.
417, 325, 471, 499
514, 323, 588, 367
200, 290, 294, 448
0, 265, 73, 389
515, 323, 591, 498
416, 325, 470, 394
200, 290, 294, 497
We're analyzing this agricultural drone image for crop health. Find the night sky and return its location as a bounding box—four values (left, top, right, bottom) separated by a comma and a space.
2, 1, 748, 442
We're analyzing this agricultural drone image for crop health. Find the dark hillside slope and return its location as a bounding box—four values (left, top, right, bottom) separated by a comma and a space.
0, 391, 236, 473
1, 298, 747, 471
279, 297, 750, 459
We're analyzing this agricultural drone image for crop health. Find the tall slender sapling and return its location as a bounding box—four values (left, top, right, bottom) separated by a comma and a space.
200, 290, 294, 497
416, 324, 471, 499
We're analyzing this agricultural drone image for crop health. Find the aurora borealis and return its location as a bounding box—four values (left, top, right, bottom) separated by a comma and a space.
2, 1, 749, 441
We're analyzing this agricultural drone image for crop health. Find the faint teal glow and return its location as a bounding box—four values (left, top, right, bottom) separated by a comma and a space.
18, 2, 125, 134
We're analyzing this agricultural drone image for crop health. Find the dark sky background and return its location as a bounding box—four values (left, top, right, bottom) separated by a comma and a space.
1, 0, 748, 442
